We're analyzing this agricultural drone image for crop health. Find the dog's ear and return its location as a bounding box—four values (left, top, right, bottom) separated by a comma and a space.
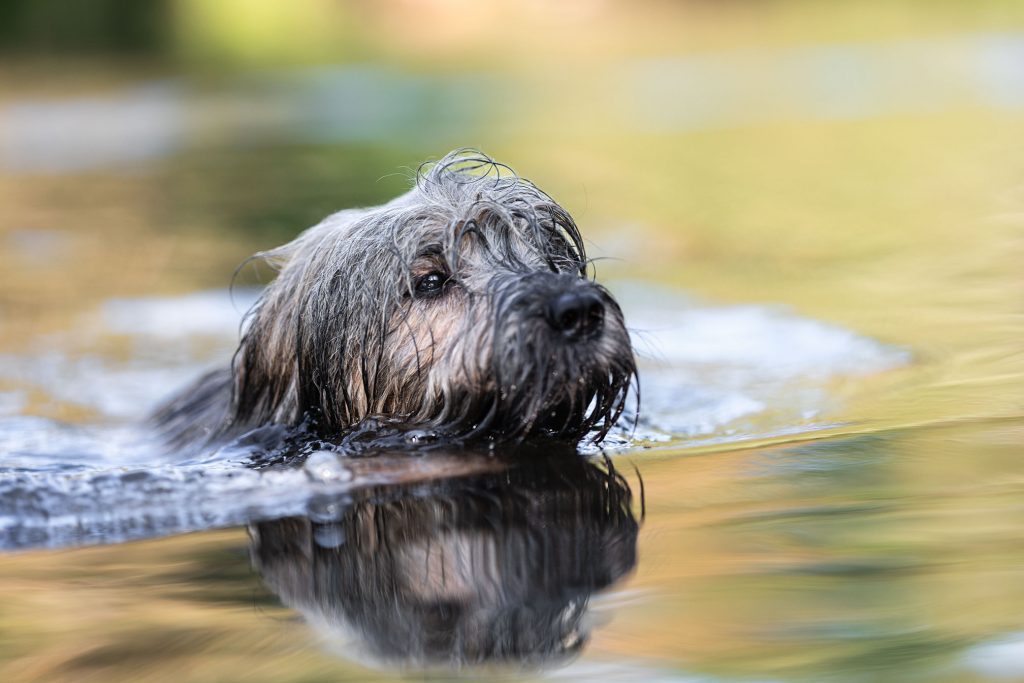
255, 207, 370, 273
230, 202, 404, 432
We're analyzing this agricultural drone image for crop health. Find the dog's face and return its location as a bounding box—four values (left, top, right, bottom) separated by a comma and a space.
232, 152, 636, 442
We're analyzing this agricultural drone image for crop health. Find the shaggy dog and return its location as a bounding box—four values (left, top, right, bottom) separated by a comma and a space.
153, 150, 636, 449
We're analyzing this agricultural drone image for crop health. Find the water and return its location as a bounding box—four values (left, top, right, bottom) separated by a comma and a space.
0, 284, 906, 550
1, 4, 1023, 681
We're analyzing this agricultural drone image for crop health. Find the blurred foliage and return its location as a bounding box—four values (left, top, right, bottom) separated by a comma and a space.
0, 0, 171, 55
174, 0, 365, 67
2, 0, 1024, 64
167, 144, 431, 246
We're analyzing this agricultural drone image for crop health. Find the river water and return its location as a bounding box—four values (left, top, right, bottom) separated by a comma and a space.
1, 20, 1023, 683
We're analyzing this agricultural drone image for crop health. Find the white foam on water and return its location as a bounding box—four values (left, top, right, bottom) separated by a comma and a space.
0, 284, 910, 549
963, 632, 1024, 678
613, 282, 909, 444
549, 658, 781, 683
102, 289, 259, 339
0, 289, 260, 421
631, 302, 905, 378
0, 391, 26, 415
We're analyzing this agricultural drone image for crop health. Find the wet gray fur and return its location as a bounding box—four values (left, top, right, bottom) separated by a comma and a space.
152, 149, 637, 448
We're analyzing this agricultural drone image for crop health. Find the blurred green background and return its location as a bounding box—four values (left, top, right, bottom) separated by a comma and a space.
1, 1, 1023, 682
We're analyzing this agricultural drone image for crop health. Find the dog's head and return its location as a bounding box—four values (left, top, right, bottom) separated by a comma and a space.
231, 150, 636, 443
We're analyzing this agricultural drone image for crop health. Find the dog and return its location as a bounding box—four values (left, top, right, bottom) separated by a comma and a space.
153, 150, 637, 449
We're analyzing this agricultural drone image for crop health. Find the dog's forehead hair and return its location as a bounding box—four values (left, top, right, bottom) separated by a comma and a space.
297, 160, 575, 267
263, 151, 587, 289
345, 186, 584, 277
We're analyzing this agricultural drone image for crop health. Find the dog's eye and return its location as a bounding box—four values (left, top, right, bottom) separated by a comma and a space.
414, 272, 448, 297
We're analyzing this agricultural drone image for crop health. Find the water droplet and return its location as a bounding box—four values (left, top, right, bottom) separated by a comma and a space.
404, 429, 438, 445
303, 450, 353, 483
313, 523, 346, 548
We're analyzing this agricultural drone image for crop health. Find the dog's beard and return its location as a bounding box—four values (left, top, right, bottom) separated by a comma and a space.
389, 273, 637, 444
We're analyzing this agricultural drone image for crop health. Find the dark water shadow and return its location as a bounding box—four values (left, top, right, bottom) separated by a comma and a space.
250, 451, 641, 671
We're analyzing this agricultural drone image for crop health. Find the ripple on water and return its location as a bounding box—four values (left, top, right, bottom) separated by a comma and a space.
0, 283, 909, 550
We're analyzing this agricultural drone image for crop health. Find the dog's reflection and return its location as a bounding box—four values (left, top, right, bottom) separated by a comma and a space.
250, 456, 640, 669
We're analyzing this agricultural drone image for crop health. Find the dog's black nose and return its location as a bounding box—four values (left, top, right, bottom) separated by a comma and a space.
547, 290, 605, 341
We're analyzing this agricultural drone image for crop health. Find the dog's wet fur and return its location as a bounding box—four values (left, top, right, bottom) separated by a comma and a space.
153, 150, 637, 450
